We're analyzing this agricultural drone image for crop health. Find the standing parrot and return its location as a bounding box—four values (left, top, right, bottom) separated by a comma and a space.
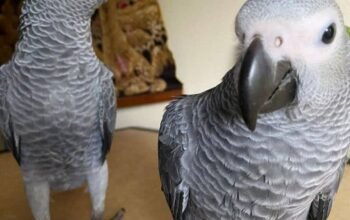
0, 0, 118, 220
159, 0, 350, 219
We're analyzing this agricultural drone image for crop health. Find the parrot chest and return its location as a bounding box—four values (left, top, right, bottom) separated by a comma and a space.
183, 116, 350, 220
6, 69, 104, 180
8, 74, 99, 130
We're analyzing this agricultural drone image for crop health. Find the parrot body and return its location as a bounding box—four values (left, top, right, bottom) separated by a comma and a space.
159, 0, 350, 219
0, 0, 116, 219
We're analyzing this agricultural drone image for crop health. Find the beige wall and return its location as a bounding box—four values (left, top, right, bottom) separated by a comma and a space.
116, 0, 350, 130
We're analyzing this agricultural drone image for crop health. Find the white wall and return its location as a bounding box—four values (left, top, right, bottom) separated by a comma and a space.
338, 0, 350, 24
116, 0, 350, 130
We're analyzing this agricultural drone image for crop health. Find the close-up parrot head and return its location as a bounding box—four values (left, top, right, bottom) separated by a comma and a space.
234, 0, 349, 131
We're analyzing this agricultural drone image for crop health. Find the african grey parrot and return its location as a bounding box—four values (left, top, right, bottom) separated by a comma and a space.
0, 0, 117, 220
158, 0, 350, 219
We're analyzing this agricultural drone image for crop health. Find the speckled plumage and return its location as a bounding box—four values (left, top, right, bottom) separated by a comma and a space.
159, 1, 350, 220
0, 0, 116, 219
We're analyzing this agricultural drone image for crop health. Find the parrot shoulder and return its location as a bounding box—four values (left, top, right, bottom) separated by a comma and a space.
159, 95, 193, 220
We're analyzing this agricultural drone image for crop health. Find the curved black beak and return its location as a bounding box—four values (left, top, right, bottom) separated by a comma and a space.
238, 38, 297, 131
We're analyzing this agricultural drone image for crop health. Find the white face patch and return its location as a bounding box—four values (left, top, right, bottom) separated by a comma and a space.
242, 8, 343, 65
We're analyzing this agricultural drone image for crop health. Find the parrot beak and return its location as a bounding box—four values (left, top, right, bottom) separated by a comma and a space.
238, 38, 297, 131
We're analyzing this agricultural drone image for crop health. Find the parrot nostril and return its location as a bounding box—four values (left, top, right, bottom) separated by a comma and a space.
275, 36, 283, 48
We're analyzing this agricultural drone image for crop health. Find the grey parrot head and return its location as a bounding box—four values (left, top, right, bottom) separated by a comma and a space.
234, 0, 350, 131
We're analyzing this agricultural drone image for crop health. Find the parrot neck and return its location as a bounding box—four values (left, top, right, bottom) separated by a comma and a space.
14, 2, 98, 67
21, 0, 101, 18
206, 68, 240, 117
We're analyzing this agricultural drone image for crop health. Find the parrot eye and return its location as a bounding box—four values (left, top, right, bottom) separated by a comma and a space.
322, 23, 336, 44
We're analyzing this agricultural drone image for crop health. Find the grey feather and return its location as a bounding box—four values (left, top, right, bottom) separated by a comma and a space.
159, 1, 350, 219
0, 65, 18, 161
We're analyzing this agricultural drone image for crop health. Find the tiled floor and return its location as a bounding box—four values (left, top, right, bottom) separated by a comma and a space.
0, 129, 349, 220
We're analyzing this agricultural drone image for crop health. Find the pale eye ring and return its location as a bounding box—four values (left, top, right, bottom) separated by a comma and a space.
322, 23, 336, 44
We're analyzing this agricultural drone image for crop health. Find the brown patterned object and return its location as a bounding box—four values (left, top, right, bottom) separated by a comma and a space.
92, 0, 182, 97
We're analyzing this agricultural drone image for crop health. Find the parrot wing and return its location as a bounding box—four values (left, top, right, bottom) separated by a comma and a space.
307, 193, 334, 220
307, 159, 347, 220
158, 97, 191, 220
0, 63, 21, 164
98, 65, 116, 163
